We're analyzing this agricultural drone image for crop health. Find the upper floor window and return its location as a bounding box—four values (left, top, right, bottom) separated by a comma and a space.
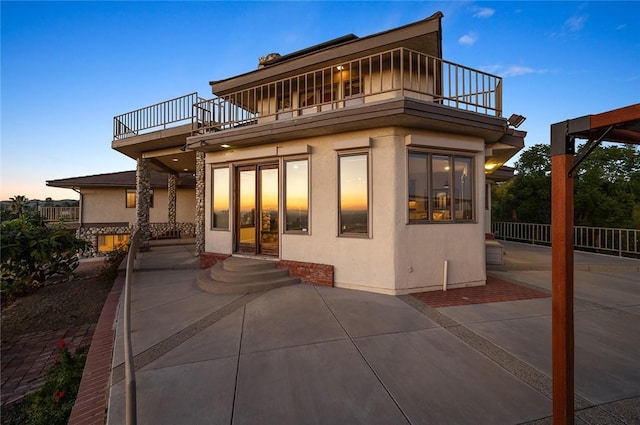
125, 189, 154, 209
408, 151, 474, 223
339, 152, 369, 236
284, 158, 309, 233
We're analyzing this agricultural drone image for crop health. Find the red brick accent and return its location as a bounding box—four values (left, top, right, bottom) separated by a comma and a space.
485, 233, 496, 240
411, 275, 549, 308
68, 272, 125, 425
278, 260, 334, 287
200, 252, 231, 269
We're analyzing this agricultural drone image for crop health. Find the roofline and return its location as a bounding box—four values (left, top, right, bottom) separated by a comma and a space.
209, 12, 443, 95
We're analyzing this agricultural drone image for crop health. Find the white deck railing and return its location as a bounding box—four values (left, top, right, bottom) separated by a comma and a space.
40, 206, 79, 222
492, 221, 640, 258
193, 47, 502, 134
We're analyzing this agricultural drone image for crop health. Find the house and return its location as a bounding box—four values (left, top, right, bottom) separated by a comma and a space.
46, 170, 196, 256
110, 12, 525, 294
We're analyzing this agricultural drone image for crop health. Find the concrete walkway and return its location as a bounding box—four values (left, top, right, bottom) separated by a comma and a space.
105, 241, 640, 425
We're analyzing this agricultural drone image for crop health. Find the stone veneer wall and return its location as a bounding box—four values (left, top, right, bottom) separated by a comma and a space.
168, 173, 177, 228
195, 151, 206, 255
77, 222, 195, 257
136, 158, 152, 251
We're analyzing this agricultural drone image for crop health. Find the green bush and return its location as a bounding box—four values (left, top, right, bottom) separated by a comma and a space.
3, 340, 88, 425
1, 215, 89, 301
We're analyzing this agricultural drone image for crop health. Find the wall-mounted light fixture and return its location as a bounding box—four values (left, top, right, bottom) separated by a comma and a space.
507, 113, 526, 128
336, 65, 345, 71
179, 144, 187, 152
221, 144, 231, 148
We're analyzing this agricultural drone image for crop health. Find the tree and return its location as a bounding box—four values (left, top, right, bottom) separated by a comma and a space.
8, 195, 29, 217
492, 143, 640, 228
573, 144, 640, 228
492, 144, 551, 223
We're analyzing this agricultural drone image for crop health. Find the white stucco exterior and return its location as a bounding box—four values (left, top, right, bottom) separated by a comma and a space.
204, 127, 487, 295
80, 187, 195, 224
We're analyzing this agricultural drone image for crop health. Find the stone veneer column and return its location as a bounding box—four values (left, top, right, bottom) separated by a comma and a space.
195, 151, 206, 255
136, 158, 151, 251
168, 173, 177, 230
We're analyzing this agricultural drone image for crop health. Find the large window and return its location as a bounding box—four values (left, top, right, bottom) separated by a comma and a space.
97, 234, 129, 253
408, 151, 474, 222
211, 167, 230, 230
284, 159, 309, 233
125, 189, 153, 208
339, 152, 369, 236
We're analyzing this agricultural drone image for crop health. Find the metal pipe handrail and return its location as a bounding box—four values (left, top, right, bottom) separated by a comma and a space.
124, 230, 141, 425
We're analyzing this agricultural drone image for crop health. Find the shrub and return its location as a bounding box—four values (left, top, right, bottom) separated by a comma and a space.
3, 340, 88, 425
1, 215, 89, 301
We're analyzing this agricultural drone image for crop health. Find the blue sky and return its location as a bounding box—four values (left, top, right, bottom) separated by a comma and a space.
1, 1, 639, 200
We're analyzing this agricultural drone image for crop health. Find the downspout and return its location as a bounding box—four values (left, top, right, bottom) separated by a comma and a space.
72, 187, 83, 227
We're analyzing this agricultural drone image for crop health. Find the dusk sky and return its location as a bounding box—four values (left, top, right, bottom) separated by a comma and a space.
2, 1, 639, 201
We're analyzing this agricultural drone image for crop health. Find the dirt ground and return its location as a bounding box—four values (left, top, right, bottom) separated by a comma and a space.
1, 259, 116, 343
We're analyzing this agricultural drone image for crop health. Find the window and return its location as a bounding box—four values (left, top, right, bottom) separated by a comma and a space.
339, 152, 369, 236
284, 159, 309, 233
97, 234, 129, 253
125, 189, 153, 208
211, 167, 230, 230
408, 151, 474, 223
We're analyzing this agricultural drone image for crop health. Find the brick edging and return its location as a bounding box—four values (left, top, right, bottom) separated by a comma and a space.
68, 271, 124, 425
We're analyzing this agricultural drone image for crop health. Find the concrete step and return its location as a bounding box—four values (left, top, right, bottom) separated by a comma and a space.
198, 257, 299, 294
210, 263, 290, 283
222, 256, 278, 272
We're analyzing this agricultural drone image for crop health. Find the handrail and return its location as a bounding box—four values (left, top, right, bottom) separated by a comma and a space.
124, 230, 141, 425
492, 221, 640, 258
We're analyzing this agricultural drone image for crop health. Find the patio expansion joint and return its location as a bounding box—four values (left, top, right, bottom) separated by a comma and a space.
313, 286, 414, 425
110, 291, 264, 385
398, 295, 594, 410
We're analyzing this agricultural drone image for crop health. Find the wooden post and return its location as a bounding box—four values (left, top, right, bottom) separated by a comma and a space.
550, 122, 577, 425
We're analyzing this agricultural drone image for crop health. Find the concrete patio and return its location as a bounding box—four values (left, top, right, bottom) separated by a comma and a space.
103, 241, 640, 425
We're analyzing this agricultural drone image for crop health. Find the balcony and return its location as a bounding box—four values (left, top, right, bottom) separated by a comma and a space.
193, 47, 502, 135
40, 207, 80, 226
113, 48, 502, 144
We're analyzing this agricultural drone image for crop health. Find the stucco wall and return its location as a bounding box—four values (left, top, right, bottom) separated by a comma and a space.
80, 187, 195, 224
81, 188, 135, 223
204, 127, 486, 294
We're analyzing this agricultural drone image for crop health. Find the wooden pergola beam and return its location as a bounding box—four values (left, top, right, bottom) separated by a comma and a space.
549, 103, 639, 425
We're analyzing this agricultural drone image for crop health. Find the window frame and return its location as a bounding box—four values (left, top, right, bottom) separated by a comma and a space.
211, 166, 231, 231
283, 157, 310, 234
407, 149, 475, 224
97, 234, 130, 253
337, 150, 371, 238
125, 189, 154, 208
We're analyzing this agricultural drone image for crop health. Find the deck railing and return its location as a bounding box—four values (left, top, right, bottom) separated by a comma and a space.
40, 206, 79, 222
492, 221, 640, 258
113, 92, 203, 140
193, 47, 502, 134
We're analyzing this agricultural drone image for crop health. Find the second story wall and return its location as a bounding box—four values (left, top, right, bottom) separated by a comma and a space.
81, 187, 196, 224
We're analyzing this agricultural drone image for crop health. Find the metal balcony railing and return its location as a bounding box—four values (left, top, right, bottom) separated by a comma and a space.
492, 221, 640, 258
113, 93, 204, 140
193, 47, 502, 134
40, 206, 79, 222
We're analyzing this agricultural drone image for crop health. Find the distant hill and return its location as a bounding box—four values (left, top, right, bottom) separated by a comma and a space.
0, 199, 79, 210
